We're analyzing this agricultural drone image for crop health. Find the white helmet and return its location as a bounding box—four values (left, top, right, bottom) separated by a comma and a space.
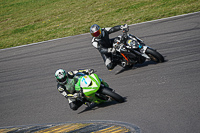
55, 69, 68, 85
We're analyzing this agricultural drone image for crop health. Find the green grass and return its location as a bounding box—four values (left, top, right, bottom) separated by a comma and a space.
0, 0, 200, 49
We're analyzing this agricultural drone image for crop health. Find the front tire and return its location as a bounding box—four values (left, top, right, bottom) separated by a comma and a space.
146, 48, 164, 63
101, 87, 124, 103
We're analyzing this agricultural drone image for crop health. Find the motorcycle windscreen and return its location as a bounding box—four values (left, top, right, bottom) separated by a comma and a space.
80, 75, 91, 87
80, 75, 100, 96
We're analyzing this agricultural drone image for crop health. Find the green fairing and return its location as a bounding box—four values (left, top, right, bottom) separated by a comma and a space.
75, 80, 81, 91
75, 73, 107, 104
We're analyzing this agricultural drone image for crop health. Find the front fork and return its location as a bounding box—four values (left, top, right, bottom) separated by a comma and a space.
139, 45, 151, 60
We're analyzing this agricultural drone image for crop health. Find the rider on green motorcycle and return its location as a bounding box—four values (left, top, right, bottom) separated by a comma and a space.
55, 69, 93, 110
55, 68, 108, 111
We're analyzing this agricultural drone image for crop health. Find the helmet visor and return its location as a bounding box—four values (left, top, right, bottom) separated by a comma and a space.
91, 28, 101, 37
58, 75, 67, 83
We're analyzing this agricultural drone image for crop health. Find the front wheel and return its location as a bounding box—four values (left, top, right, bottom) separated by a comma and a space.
146, 48, 164, 63
101, 87, 124, 103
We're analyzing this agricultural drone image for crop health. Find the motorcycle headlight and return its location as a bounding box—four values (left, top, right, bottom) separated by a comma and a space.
126, 39, 139, 49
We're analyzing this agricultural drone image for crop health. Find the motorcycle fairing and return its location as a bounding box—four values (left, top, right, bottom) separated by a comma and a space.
82, 74, 105, 103
75, 73, 101, 96
80, 75, 92, 87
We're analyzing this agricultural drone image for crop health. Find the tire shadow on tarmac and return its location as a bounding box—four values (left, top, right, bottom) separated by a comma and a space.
78, 97, 127, 114
115, 59, 167, 75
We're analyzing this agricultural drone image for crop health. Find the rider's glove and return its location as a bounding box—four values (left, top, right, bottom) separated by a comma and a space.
108, 48, 116, 54
87, 69, 94, 75
67, 71, 74, 79
120, 24, 129, 30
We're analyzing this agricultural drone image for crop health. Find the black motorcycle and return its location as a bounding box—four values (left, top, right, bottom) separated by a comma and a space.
112, 26, 164, 69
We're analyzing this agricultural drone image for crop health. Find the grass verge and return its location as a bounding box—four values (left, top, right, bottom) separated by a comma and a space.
0, 0, 200, 49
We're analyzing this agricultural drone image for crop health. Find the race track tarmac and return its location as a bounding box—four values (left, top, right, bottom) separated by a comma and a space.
0, 12, 200, 133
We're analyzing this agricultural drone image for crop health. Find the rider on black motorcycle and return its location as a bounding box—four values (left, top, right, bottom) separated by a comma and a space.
90, 24, 128, 70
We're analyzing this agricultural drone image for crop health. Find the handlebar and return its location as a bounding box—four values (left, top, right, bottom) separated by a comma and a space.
121, 30, 128, 44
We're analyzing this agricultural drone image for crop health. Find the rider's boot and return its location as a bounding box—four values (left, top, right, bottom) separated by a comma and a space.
81, 98, 91, 107
84, 102, 91, 107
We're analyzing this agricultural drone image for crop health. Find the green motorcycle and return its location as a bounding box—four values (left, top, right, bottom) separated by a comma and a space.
74, 72, 124, 105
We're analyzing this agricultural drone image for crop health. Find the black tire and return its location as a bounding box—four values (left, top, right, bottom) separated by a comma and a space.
101, 87, 124, 103
146, 48, 164, 63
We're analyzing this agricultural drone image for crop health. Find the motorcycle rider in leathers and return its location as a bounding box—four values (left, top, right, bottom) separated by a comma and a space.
55, 68, 94, 111
55, 68, 108, 111
90, 24, 128, 70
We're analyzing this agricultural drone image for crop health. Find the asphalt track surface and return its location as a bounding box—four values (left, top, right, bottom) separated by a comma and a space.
0, 12, 200, 133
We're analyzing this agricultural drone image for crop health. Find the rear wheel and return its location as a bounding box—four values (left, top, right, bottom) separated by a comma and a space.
101, 87, 124, 103
146, 48, 164, 63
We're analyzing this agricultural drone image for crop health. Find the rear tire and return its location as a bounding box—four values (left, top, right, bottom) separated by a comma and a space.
101, 87, 124, 103
146, 48, 164, 63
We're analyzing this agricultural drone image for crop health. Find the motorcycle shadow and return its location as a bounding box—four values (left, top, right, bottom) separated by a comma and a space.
115, 60, 164, 75
78, 97, 127, 114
